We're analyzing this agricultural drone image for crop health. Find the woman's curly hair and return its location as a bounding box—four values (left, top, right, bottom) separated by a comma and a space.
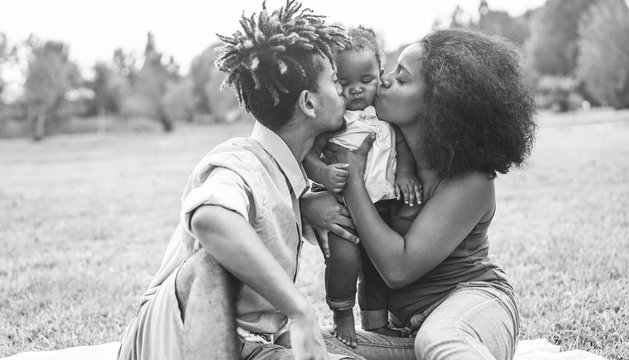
418, 29, 537, 179
215, 0, 349, 130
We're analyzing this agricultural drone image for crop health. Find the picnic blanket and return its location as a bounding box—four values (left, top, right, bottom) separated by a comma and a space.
2, 339, 608, 360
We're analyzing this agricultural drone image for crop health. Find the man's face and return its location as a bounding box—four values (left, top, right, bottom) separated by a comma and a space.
313, 57, 347, 132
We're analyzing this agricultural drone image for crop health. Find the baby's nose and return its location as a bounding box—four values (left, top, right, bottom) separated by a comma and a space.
350, 86, 363, 94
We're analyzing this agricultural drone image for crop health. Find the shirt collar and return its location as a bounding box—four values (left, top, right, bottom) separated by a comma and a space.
251, 121, 309, 198
345, 105, 377, 123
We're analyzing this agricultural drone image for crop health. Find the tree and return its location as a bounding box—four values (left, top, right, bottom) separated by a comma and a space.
0, 33, 17, 99
188, 45, 215, 115
577, 0, 629, 109
475, 1, 531, 46
113, 48, 137, 80
123, 33, 179, 131
24, 38, 80, 140
525, 0, 602, 76
189, 43, 241, 123
89, 62, 129, 132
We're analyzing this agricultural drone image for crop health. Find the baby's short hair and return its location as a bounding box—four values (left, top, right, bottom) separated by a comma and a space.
215, 0, 349, 130
342, 26, 383, 68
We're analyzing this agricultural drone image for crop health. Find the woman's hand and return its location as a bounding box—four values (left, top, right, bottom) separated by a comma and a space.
323, 133, 376, 179
300, 191, 359, 258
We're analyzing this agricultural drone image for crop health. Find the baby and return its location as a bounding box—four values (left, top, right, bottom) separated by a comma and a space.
303, 26, 421, 347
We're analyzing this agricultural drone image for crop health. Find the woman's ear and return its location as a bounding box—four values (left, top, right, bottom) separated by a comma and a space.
298, 89, 317, 119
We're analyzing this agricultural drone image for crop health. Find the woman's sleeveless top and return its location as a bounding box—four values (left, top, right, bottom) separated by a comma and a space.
387, 181, 513, 327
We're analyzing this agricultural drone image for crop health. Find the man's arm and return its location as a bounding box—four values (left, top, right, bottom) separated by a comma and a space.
190, 205, 328, 360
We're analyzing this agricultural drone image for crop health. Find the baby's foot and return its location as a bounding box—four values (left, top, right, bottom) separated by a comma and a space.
332, 314, 358, 348
369, 326, 402, 337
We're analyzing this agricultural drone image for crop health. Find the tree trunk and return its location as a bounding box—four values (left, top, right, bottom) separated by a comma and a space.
97, 107, 107, 135
32, 108, 46, 141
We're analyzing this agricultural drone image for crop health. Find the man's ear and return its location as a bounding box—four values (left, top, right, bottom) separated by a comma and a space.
298, 89, 317, 119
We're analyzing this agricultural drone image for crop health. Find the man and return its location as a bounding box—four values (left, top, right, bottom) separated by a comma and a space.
117, 1, 359, 359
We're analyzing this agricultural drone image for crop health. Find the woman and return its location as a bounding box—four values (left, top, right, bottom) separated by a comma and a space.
303, 28, 536, 360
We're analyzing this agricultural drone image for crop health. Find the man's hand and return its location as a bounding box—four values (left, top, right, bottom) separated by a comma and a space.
289, 308, 329, 360
394, 171, 422, 206
320, 163, 349, 193
301, 191, 359, 258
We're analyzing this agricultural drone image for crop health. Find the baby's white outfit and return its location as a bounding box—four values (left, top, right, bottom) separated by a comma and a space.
329, 106, 397, 203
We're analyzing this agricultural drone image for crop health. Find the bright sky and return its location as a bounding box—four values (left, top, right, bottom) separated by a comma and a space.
1, 0, 547, 74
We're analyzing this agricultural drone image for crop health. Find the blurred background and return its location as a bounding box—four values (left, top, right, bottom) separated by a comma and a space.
1, 0, 628, 140
1, 1, 629, 359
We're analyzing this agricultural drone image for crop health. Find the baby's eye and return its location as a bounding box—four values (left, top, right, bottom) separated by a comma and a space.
361, 77, 374, 84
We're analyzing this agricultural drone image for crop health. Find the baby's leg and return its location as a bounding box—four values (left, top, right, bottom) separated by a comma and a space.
325, 231, 362, 348
358, 251, 400, 337
357, 199, 400, 337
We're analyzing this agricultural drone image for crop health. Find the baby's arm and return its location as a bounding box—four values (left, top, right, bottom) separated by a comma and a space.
303, 133, 349, 193
393, 125, 422, 206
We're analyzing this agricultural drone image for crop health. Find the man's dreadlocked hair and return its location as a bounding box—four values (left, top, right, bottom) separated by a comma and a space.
342, 26, 383, 68
215, 0, 349, 130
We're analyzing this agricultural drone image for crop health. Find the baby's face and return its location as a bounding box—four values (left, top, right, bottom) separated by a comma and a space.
335, 49, 381, 111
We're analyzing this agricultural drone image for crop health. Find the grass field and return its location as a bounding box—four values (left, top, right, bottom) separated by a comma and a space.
1, 109, 628, 359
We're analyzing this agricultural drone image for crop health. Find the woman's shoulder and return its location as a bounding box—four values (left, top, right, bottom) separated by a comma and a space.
440, 171, 494, 190
433, 171, 495, 218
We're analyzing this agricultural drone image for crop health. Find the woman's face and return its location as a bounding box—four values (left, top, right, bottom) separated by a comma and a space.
374, 43, 426, 126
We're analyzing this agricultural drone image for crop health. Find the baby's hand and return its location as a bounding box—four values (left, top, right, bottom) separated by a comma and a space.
321, 163, 349, 193
395, 172, 422, 206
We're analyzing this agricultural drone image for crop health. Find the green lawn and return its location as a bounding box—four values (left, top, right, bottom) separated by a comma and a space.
1, 110, 628, 359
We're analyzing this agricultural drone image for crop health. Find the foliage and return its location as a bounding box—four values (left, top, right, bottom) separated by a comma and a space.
534, 76, 584, 112
188, 45, 218, 115
23, 37, 80, 140
112, 48, 137, 80
443, 2, 530, 47
89, 62, 129, 117
188, 43, 244, 123
122, 33, 180, 132
577, 0, 629, 109
0, 33, 16, 97
525, 0, 601, 76
475, 1, 530, 46
162, 78, 195, 122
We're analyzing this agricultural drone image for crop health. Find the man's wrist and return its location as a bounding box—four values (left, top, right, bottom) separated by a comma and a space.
286, 298, 315, 321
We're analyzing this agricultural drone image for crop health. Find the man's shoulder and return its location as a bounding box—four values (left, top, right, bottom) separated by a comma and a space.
192, 137, 275, 185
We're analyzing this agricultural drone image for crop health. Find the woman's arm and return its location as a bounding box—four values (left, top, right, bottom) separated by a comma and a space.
344, 171, 494, 288
326, 136, 494, 289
